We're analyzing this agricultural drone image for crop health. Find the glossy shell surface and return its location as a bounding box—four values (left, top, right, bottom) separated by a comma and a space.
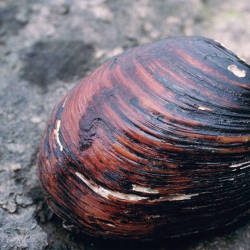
38, 36, 250, 239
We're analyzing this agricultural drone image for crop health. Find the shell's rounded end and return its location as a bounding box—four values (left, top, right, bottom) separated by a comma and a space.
38, 36, 250, 240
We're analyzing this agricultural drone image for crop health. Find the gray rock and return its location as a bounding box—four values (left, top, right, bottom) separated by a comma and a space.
20, 40, 94, 91
0, 0, 249, 249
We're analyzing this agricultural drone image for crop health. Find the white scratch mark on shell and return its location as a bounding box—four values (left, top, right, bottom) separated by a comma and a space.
54, 120, 63, 151
240, 164, 250, 170
229, 161, 250, 168
198, 106, 213, 111
106, 223, 116, 227
62, 96, 68, 107
148, 193, 199, 203
227, 64, 246, 78
75, 172, 147, 201
167, 193, 199, 201
132, 184, 159, 194
147, 215, 161, 219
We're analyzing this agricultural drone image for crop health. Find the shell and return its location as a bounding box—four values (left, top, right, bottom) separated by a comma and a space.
38, 36, 250, 240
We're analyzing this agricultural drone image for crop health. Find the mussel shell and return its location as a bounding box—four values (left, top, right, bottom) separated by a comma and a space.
38, 36, 250, 239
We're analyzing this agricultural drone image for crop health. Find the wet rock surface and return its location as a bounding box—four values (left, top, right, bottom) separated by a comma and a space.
20, 40, 94, 90
0, 0, 249, 249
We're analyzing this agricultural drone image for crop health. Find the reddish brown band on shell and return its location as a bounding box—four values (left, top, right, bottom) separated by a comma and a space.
38, 36, 250, 239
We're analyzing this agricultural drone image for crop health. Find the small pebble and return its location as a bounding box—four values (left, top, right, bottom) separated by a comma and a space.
31, 116, 42, 123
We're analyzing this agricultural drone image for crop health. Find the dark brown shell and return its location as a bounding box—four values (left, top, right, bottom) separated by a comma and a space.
38, 36, 250, 240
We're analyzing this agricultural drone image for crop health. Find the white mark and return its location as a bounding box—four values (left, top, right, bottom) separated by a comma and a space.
198, 106, 213, 111
106, 223, 116, 228
147, 215, 161, 219
132, 184, 159, 194
90, 5, 113, 21
75, 172, 147, 202
62, 95, 69, 108
237, 173, 245, 177
240, 165, 250, 170
148, 193, 199, 203
95, 49, 106, 59
167, 193, 199, 201
54, 120, 63, 151
229, 161, 250, 168
227, 64, 246, 78
31, 116, 41, 123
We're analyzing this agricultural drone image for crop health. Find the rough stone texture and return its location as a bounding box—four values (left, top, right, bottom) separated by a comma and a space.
0, 0, 249, 249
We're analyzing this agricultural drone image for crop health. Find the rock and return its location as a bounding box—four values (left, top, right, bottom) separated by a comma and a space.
0, 0, 249, 249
